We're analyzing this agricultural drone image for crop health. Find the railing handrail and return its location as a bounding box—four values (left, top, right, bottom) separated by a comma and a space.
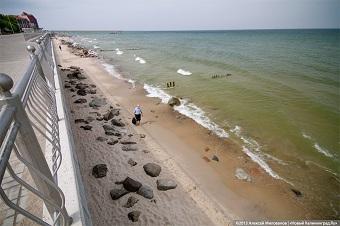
0, 33, 71, 226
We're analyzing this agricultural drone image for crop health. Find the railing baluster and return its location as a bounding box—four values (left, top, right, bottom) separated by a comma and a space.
0, 32, 72, 226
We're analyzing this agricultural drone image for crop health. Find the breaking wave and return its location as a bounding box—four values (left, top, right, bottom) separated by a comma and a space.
177, 69, 192, 76
102, 63, 135, 88
143, 84, 229, 138
135, 57, 146, 64
115, 48, 124, 55
230, 126, 288, 179
302, 132, 334, 158
102, 63, 123, 79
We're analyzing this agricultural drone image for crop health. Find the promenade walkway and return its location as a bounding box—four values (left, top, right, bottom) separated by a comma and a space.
0, 33, 48, 226
0, 33, 40, 86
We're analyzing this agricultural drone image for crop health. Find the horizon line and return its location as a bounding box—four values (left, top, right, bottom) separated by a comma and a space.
50, 27, 340, 32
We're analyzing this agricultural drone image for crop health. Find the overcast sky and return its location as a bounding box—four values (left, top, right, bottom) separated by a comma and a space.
1, 0, 339, 30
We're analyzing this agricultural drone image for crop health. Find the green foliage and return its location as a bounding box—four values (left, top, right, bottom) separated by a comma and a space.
0, 14, 21, 33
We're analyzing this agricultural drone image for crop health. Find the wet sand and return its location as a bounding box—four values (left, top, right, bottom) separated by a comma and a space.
53, 36, 316, 224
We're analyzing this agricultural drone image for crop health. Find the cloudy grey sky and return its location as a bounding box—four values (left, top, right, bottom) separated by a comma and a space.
1, 0, 339, 30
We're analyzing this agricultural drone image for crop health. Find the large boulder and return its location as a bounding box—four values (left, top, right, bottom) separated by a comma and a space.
212, 155, 219, 162
67, 71, 81, 79
74, 98, 87, 104
89, 97, 106, 108
156, 179, 177, 191
92, 164, 107, 178
74, 118, 87, 124
110, 188, 129, 200
69, 66, 80, 70
103, 124, 115, 131
128, 211, 141, 222
104, 109, 120, 120
107, 139, 119, 145
123, 196, 139, 208
128, 158, 137, 166
67, 70, 86, 80
235, 168, 251, 182
111, 109, 120, 116
80, 125, 92, 130
291, 188, 303, 197
76, 89, 87, 96
75, 83, 88, 90
168, 97, 181, 107
96, 137, 107, 142
105, 131, 122, 137
123, 177, 142, 192
137, 185, 154, 199
122, 145, 138, 152
88, 89, 96, 94
143, 163, 161, 177
103, 110, 114, 121
111, 118, 125, 127
120, 140, 137, 145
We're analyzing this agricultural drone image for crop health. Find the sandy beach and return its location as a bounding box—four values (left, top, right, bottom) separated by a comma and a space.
52, 36, 317, 225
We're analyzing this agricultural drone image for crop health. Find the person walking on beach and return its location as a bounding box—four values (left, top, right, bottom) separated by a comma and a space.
133, 105, 143, 125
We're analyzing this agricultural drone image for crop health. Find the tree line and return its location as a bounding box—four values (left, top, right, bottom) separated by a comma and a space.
0, 14, 21, 34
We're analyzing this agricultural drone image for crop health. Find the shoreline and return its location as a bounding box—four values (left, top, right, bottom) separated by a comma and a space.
54, 36, 318, 220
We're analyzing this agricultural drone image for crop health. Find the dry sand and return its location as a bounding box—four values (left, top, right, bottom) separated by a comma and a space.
52, 37, 316, 226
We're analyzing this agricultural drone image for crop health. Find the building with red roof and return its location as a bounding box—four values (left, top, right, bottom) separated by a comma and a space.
16, 12, 39, 31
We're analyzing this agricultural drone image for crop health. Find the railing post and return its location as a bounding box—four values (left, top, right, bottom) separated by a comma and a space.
27, 45, 48, 82
0, 73, 13, 98
0, 73, 71, 225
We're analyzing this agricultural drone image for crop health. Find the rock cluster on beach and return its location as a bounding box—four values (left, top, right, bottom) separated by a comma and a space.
60, 39, 97, 58
60, 63, 178, 223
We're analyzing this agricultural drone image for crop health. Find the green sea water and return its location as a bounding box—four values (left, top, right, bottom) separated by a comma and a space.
65, 29, 340, 218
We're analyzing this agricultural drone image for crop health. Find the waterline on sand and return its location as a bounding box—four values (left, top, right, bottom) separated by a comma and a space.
143, 84, 291, 182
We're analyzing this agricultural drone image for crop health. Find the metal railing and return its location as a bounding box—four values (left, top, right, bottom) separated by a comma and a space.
0, 33, 72, 225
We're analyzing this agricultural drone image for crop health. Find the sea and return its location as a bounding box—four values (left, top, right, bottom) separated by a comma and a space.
61, 29, 340, 218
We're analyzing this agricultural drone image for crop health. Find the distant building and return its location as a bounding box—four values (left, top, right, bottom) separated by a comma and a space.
16, 12, 40, 31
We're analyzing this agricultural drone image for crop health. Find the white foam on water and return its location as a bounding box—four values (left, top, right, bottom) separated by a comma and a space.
230, 125, 242, 136
93, 45, 100, 49
88, 50, 98, 56
263, 153, 288, 166
144, 84, 172, 103
314, 143, 334, 158
305, 161, 339, 178
102, 63, 123, 79
230, 126, 288, 177
135, 57, 146, 64
115, 48, 124, 55
128, 79, 136, 88
175, 100, 229, 138
143, 84, 229, 138
71, 42, 79, 47
302, 132, 334, 158
102, 63, 135, 88
242, 146, 284, 180
88, 40, 93, 43
302, 132, 312, 139
177, 69, 192, 76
